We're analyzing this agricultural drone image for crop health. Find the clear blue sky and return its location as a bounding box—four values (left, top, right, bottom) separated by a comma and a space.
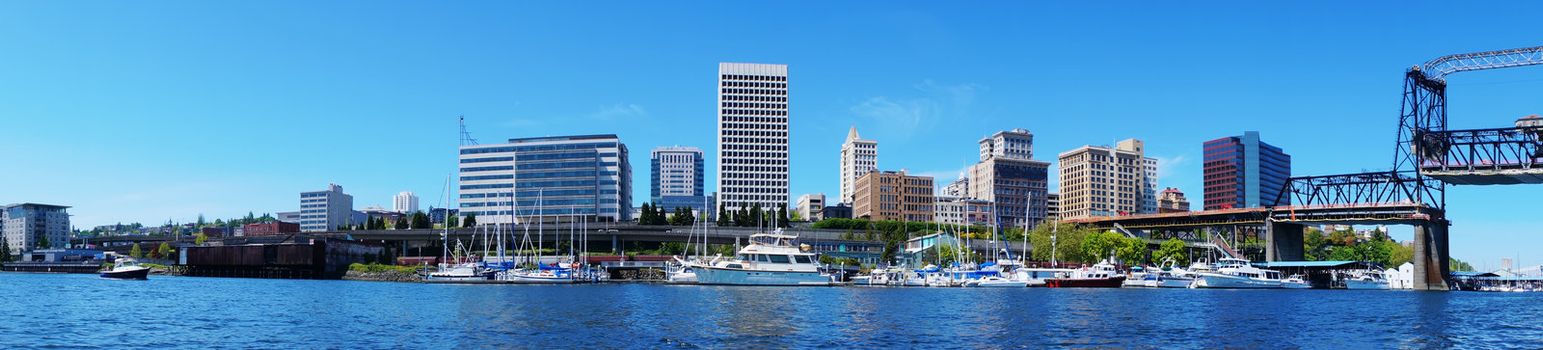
3, 1, 1541, 269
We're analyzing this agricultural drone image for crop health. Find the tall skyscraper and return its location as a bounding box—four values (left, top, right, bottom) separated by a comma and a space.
717, 62, 789, 213
651, 146, 708, 215
458, 134, 632, 224
299, 184, 354, 232
393, 191, 419, 214
968, 129, 1050, 229
1057, 139, 1156, 219
2, 203, 70, 253
839, 126, 878, 204
1203, 131, 1291, 210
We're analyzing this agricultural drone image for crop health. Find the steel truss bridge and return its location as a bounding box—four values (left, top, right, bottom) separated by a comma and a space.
1074, 45, 1543, 291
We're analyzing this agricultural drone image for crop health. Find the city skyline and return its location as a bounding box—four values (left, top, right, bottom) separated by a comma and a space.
4, 2, 1543, 268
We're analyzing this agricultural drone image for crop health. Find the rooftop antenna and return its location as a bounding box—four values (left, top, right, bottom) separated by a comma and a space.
458, 115, 479, 146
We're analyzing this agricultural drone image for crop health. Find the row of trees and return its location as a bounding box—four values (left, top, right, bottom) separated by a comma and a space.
1303, 226, 1412, 268
340, 211, 435, 231
127, 242, 176, 260
716, 203, 791, 228
637, 203, 697, 226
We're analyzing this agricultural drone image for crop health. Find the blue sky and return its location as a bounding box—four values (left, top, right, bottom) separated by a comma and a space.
3, 1, 1541, 269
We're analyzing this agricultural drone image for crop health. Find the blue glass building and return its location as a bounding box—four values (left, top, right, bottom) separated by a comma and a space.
457, 134, 632, 223
1202, 131, 1291, 210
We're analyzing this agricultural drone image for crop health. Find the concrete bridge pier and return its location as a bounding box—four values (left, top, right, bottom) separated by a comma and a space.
1265, 221, 1304, 262
1413, 221, 1451, 291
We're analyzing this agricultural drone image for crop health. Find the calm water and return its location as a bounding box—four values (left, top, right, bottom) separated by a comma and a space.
3, 273, 1541, 349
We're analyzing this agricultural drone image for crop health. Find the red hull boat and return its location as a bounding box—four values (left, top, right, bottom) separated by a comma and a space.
1045, 276, 1125, 288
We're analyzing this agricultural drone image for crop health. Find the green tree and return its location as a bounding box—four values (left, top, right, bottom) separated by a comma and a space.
777, 203, 791, 228
1450, 257, 1475, 272
196, 214, 207, 228
639, 203, 653, 224
394, 217, 409, 230
717, 203, 730, 226
1388, 241, 1414, 267
130, 243, 144, 258
156, 242, 174, 260
194, 232, 208, 245
1028, 222, 1091, 264
34, 233, 50, 249
1303, 227, 1331, 261
0, 238, 11, 262
1115, 236, 1149, 266
1081, 231, 1123, 263
749, 203, 764, 228
447, 215, 460, 229
410, 211, 431, 229
463, 214, 477, 228
1154, 238, 1190, 266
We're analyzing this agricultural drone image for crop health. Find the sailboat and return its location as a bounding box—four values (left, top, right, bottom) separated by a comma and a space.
498, 190, 578, 284
426, 176, 492, 283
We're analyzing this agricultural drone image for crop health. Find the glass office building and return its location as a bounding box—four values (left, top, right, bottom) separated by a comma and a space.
458, 134, 632, 223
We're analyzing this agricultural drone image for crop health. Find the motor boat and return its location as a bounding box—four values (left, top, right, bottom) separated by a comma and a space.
1343, 270, 1390, 290
1044, 260, 1126, 288
970, 275, 1028, 288
1124, 266, 1152, 287
1149, 259, 1197, 288
1192, 258, 1284, 289
100, 258, 151, 280
665, 257, 699, 284
687, 230, 836, 286
1282, 275, 1313, 289
1015, 268, 1075, 287
424, 262, 490, 283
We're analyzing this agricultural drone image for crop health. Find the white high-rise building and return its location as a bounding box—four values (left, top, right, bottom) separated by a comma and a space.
839, 126, 877, 204
458, 134, 632, 224
717, 62, 789, 212
299, 184, 354, 232
393, 191, 419, 214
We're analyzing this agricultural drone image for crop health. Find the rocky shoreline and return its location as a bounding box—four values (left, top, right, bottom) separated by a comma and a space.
343, 270, 423, 282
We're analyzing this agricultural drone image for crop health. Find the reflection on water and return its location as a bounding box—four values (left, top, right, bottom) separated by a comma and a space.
3, 273, 1542, 348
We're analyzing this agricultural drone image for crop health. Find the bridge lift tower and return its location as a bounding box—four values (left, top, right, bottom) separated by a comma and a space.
1271, 46, 1543, 290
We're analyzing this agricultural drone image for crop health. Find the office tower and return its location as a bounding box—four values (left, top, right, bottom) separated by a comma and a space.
651, 146, 709, 215
299, 184, 354, 232
968, 129, 1050, 229
1057, 139, 1154, 219
1203, 131, 1291, 210
839, 126, 878, 204
717, 62, 790, 213
458, 134, 632, 223
853, 170, 934, 222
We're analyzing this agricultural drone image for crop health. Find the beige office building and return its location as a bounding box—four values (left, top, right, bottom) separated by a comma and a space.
853, 170, 934, 222
1058, 139, 1155, 220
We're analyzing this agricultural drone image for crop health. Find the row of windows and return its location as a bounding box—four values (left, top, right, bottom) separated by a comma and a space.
721, 167, 788, 176
721, 74, 786, 82
720, 116, 788, 124
723, 130, 788, 138
722, 181, 788, 189
461, 174, 515, 181
462, 157, 513, 164
721, 138, 788, 147
460, 189, 613, 199
721, 122, 787, 130
722, 88, 787, 96
458, 142, 618, 155
720, 81, 787, 89
461, 165, 515, 172
517, 152, 601, 161
462, 198, 598, 208
722, 94, 786, 102
721, 108, 787, 116
721, 156, 788, 164
720, 102, 787, 110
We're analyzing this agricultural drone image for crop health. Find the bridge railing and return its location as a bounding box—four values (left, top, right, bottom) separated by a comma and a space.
1272, 171, 1443, 210
1418, 126, 1543, 173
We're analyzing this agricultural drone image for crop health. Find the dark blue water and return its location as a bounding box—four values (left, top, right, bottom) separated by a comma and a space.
3, 273, 1540, 349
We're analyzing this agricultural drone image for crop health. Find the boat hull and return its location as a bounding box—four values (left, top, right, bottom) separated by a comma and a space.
1156, 278, 1194, 288
1193, 274, 1282, 289
693, 266, 833, 286
1045, 276, 1125, 288
100, 268, 150, 280
1344, 280, 1389, 290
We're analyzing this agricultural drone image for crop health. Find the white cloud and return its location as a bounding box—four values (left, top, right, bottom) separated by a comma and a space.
848, 81, 984, 139
588, 103, 648, 121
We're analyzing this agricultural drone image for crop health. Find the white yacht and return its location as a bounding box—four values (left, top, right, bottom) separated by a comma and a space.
1015, 268, 1075, 287
1192, 258, 1284, 289
665, 257, 699, 284
688, 231, 836, 286
499, 265, 578, 284
1149, 259, 1198, 288
1343, 270, 1390, 290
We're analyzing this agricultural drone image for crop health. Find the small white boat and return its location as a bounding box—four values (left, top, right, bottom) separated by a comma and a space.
424, 263, 489, 283
100, 258, 151, 280
665, 257, 699, 284
970, 275, 1028, 288
1343, 270, 1390, 290
1015, 268, 1075, 287
1192, 258, 1284, 289
499, 266, 577, 284
1282, 275, 1313, 289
